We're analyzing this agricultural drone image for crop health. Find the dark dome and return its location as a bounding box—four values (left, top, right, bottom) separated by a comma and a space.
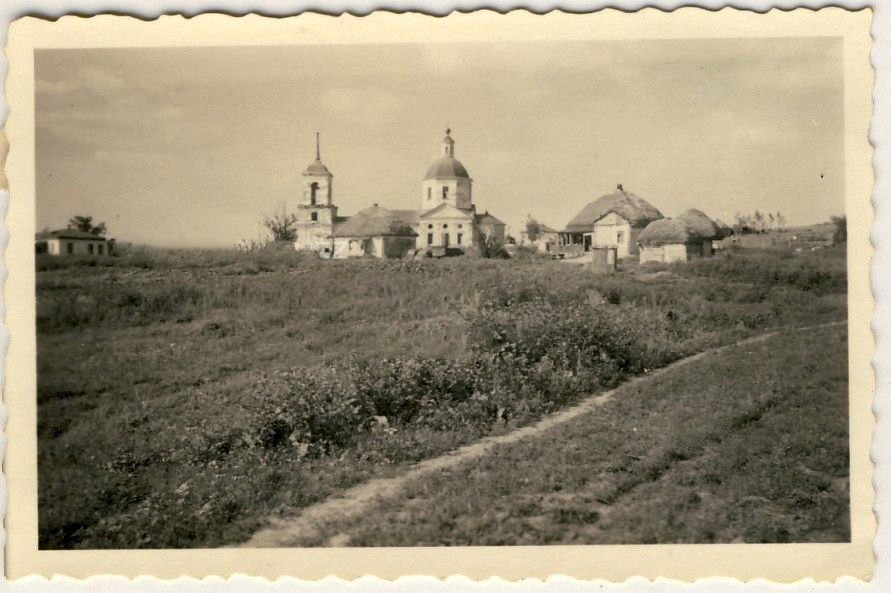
425, 156, 469, 180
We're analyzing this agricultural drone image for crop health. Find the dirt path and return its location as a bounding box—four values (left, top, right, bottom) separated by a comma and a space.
241, 321, 846, 548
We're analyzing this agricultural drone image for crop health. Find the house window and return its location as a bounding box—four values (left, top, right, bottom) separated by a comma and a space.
311, 212, 318, 222
442, 186, 449, 200
427, 187, 432, 201
427, 233, 433, 245
617, 231, 625, 243
88, 244, 94, 255
66, 242, 73, 254
457, 233, 463, 245
98, 244, 104, 255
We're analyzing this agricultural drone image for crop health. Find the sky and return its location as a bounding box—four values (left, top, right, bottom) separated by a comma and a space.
35, 38, 844, 247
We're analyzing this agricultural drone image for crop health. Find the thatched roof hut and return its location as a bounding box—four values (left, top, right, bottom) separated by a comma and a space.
562, 185, 664, 232
676, 209, 721, 240
637, 218, 703, 246
332, 204, 418, 238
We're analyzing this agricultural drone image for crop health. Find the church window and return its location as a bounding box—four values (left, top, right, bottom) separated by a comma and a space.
311, 212, 318, 222
427, 233, 433, 245
428, 224, 433, 229
427, 187, 432, 200
457, 233, 463, 245
458, 224, 463, 229
443, 224, 448, 229
442, 186, 449, 200
310, 182, 319, 205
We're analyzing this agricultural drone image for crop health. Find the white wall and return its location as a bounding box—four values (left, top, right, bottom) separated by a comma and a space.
47, 238, 109, 256
417, 217, 474, 249
592, 212, 633, 257
421, 177, 472, 211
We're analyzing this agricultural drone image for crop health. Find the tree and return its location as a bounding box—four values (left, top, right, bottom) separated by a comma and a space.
753, 210, 765, 233
262, 204, 300, 242
831, 215, 846, 245
776, 211, 787, 230
525, 217, 543, 242
68, 215, 107, 236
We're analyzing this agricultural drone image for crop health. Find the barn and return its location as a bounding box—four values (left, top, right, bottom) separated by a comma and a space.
559, 185, 663, 258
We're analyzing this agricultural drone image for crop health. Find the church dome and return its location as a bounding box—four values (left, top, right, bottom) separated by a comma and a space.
304, 159, 331, 176
425, 156, 469, 180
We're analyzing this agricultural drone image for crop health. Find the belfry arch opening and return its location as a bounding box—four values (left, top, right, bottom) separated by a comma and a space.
309, 182, 319, 205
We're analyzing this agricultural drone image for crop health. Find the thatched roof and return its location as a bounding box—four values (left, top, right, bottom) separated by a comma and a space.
562, 186, 663, 232
332, 205, 418, 238
714, 218, 734, 239
677, 209, 721, 240
637, 218, 705, 246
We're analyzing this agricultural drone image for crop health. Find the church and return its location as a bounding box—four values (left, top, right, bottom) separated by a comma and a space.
292, 129, 506, 258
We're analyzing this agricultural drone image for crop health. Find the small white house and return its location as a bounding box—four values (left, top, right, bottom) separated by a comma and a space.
36, 229, 113, 256
637, 218, 713, 264
559, 185, 664, 258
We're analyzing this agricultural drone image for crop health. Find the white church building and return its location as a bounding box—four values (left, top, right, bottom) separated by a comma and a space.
293, 129, 506, 258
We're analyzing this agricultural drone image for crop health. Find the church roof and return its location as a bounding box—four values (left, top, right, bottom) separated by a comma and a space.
303, 159, 331, 176
425, 156, 470, 180
562, 185, 664, 232
333, 205, 418, 238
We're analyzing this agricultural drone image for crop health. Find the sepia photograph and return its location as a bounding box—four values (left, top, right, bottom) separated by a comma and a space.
3, 8, 876, 581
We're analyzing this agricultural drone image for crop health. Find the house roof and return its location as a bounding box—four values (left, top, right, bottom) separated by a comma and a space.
36, 228, 109, 241
537, 223, 559, 234
637, 218, 705, 246
562, 186, 664, 232
476, 211, 505, 226
332, 205, 418, 238
676, 209, 721, 240
425, 156, 470, 180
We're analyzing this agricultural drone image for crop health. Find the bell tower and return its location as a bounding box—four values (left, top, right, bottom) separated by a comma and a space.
302, 132, 333, 206
294, 132, 338, 253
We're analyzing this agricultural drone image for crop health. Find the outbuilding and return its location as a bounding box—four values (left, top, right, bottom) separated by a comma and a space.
637, 218, 712, 264
559, 185, 663, 258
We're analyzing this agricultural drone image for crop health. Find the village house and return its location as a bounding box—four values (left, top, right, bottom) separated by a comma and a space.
35, 229, 114, 256
559, 185, 663, 258
637, 209, 722, 264
519, 223, 560, 254
293, 129, 506, 258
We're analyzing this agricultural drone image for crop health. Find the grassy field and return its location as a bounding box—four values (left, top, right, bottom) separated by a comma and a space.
36, 245, 848, 549
290, 324, 849, 546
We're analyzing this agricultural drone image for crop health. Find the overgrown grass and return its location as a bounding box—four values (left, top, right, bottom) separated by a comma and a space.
292, 324, 849, 546
37, 246, 848, 548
